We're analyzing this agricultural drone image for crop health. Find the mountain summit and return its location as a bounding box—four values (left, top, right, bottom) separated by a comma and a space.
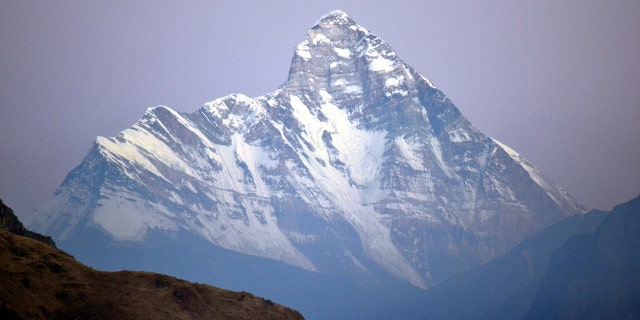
28, 10, 584, 289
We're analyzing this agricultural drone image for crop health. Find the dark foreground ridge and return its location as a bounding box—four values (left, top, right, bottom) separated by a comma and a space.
0, 200, 304, 320
0, 199, 55, 246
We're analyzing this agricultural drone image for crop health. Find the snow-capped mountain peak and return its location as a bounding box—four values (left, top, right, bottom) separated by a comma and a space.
30, 10, 585, 289
291, 10, 408, 105
315, 9, 353, 25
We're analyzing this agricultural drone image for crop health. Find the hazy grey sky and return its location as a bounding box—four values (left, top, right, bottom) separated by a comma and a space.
1, 1, 639, 218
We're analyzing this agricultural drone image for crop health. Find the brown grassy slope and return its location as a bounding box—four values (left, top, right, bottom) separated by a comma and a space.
0, 229, 304, 320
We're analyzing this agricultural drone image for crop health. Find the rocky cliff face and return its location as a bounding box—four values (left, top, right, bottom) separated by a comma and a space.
28, 10, 584, 289
1, 199, 54, 247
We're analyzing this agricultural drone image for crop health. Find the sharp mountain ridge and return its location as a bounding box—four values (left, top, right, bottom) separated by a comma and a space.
28, 9, 584, 289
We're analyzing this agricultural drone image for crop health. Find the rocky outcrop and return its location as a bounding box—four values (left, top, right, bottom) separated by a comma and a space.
0, 199, 55, 247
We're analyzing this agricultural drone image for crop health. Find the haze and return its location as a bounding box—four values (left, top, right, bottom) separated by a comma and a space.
1, 1, 639, 218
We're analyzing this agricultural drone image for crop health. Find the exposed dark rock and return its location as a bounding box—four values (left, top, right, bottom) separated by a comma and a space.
0, 199, 55, 247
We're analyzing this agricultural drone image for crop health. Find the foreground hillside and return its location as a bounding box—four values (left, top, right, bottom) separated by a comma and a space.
0, 201, 303, 320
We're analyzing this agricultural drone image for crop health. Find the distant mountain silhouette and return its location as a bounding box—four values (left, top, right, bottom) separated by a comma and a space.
373, 208, 607, 319
525, 194, 640, 319
374, 194, 640, 319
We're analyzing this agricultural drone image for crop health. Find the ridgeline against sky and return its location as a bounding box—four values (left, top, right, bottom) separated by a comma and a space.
1, 2, 639, 220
